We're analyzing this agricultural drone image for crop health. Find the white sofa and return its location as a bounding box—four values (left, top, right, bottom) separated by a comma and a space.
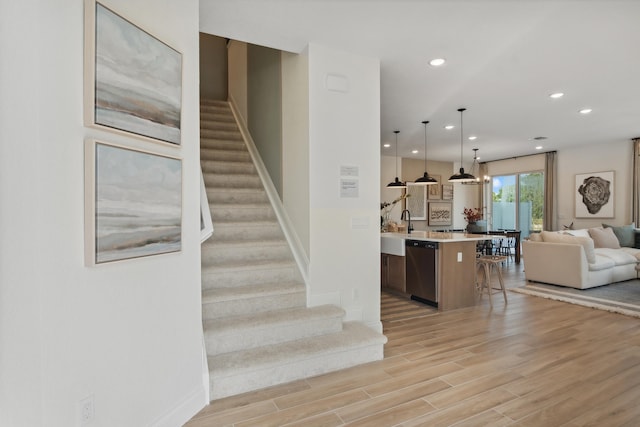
522, 227, 640, 289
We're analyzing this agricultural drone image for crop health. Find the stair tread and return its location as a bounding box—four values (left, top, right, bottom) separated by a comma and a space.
208, 322, 387, 377
202, 239, 287, 249
204, 305, 345, 334
202, 259, 296, 273
202, 281, 305, 303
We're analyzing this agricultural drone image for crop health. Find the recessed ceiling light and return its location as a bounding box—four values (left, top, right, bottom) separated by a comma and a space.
468, 136, 477, 140
444, 125, 455, 130
535, 146, 543, 150
579, 108, 592, 114
412, 150, 419, 154
549, 92, 564, 99
429, 58, 446, 67
383, 143, 391, 148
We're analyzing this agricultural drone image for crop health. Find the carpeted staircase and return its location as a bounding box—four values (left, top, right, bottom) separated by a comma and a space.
200, 99, 386, 400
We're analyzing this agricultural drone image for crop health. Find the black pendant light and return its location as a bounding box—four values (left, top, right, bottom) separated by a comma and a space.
387, 130, 406, 189
448, 108, 477, 183
414, 120, 438, 185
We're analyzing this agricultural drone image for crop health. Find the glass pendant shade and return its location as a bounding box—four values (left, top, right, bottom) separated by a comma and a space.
387, 130, 407, 189
414, 120, 438, 185
448, 108, 477, 183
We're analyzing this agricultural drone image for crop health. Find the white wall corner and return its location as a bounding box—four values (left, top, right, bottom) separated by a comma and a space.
149, 386, 207, 427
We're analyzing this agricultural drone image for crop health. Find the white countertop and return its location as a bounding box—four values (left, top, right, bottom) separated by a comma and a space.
382, 231, 493, 243
381, 231, 492, 256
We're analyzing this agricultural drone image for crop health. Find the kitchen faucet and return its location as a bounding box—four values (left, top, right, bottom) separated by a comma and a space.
401, 209, 413, 234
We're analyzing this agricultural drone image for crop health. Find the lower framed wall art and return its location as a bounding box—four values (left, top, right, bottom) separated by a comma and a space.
428, 202, 452, 226
84, 139, 182, 265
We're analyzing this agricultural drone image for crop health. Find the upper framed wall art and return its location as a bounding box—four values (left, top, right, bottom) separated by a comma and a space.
427, 175, 442, 200
405, 184, 427, 220
575, 171, 614, 219
84, 139, 182, 265
84, 0, 183, 145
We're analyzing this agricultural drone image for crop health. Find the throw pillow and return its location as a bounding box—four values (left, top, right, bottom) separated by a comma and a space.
635, 229, 640, 249
528, 232, 542, 242
602, 223, 636, 247
589, 227, 621, 249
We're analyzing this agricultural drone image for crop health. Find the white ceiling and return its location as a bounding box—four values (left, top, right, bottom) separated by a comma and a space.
200, 0, 640, 162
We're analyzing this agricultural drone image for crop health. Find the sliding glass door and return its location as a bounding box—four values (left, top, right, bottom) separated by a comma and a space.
492, 172, 543, 238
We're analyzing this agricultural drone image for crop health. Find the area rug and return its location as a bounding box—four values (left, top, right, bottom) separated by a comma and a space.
510, 280, 640, 318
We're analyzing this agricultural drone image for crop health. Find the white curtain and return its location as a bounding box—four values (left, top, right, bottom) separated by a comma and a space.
544, 151, 556, 231
633, 138, 640, 225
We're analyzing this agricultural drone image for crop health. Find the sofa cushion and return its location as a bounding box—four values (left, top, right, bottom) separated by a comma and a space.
588, 255, 615, 271
566, 229, 591, 239
620, 246, 640, 260
589, 227, 621, 249
594, 248, 638, 266
603, 223, 635, 247
540, 231, 596, 264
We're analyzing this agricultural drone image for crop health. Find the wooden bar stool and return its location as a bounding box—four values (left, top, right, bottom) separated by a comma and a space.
476, 255, 508, 307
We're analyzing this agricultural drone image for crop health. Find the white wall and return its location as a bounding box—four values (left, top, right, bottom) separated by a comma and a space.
556, 141, 632, 230
0, 1, 205, 426
307, 44, 382, 331
228, 40, 248, 120
282, 49, 311, 256
200, 33, 228, 100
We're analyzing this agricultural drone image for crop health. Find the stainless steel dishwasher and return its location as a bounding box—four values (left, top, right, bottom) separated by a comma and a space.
405, 240, 439, 307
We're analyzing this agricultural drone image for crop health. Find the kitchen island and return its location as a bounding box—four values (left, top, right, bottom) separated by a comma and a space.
381, 231, 492, 311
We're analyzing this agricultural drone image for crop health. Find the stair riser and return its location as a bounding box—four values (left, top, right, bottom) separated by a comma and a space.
201, 149, 251, 163
206, 189, 269, 205
201, 244, 292, 265
201, 129, 243, 141
211, 224, 283, 242
200, 139, 247, 152
211, 205, 275, 222
204, 174, 262, 189
201, 265, 297, 289
200, 104, 231, 112
200, 112, 235, 122
209, 343, 384, 400
202, 292, 306, 320
201, 122, 238, 132
205, 317, 343, 355
201, 160, 255, 175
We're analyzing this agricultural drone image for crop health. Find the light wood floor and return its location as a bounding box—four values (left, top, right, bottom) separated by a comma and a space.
186, 261, 640, 426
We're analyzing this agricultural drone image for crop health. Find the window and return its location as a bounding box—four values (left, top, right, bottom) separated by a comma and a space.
492, 172, 543, 238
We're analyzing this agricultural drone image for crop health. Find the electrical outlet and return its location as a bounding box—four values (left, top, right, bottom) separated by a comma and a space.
457, 252, 463, 262
79, 395, 94, 426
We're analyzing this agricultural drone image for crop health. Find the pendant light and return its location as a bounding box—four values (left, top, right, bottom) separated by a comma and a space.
448, 108, 477, 183
387, 130, 406, 189
461, 148, 481, 185
414, 120, 438, 185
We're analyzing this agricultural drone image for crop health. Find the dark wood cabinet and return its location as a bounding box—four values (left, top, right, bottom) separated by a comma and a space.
381, 253, 406, 293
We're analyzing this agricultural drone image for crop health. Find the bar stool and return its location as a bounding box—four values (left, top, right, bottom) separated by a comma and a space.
475, 255, 508, 307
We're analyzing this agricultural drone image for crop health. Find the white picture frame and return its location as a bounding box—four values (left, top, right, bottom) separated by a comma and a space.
84, 139, 182, 265
428, 202, 452, 226
405, 184, 427, 220
84, 0, 183, 145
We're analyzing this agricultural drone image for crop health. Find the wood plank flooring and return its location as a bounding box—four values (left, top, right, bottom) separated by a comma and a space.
186, 261, 640, 426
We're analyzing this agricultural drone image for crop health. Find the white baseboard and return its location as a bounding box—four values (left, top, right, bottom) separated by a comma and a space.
149, 385, 207, 427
